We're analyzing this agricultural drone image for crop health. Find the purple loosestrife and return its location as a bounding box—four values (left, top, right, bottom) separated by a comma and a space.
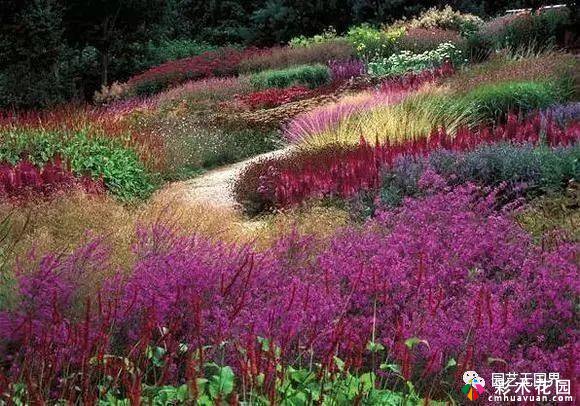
0, 186, 577, 400
119, 225, 342, 355
319, 183, 578, 380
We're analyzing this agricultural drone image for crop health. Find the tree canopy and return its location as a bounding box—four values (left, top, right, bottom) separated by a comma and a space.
0, 0, 572, 109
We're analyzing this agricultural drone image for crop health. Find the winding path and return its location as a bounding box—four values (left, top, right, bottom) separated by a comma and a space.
156, 148, 291, 209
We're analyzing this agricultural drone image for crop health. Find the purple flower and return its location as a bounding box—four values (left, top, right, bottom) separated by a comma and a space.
328, 59, 367, 81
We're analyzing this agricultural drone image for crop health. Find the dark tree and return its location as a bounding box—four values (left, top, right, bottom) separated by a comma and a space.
63, 0, 165, 86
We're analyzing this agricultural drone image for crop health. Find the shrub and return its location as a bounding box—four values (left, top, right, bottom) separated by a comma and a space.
237, 114, 579, 211
399, 28, 465, 53
249, 64, 331, 90
127, 47, 258, 96
238, 40, 354, 73
328, 59, 367, 81
346, 24, 404, 61
0, 158, 105, 201
288, 27, 338, 47
368, 42, 464, 76
408, 5, 483, 34
1, 185, 577, 403
138, 39, 217, 68
235, 86, 311, 110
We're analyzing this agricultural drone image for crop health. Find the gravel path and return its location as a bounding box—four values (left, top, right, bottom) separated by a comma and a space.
156, 148, 291, 209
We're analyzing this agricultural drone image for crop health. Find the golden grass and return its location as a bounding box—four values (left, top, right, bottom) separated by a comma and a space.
250, 204, 352, 249
1, 191, 352, 274
516, 192, 580, 244
300, 85, 468, 149
296, 51, 578, 151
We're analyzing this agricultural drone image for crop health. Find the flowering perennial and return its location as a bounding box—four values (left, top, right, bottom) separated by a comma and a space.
256, 114, 579, 208
236, 86, 311, 110
328, 59, 367, 81
0, 185, 577, 402
127, 47, 260, 95
0, 158, 105, 200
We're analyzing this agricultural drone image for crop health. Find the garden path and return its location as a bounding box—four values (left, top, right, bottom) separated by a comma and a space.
156, 148, 291, 209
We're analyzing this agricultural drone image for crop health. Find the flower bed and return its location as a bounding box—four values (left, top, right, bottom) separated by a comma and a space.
238, 114, 579, 211
0, 158, 104, 201
127, 47, 260, 96
236, 86, 311, 110
0, 184, 576, 403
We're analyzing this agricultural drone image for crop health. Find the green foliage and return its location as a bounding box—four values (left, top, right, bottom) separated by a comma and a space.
0, 129, 154, 200
431, 144, 580, 194
152, 115, 281, 181
94, 356, 443, 405
0, 0, 92, 109
136, 39, 218, 71
346, 24, 404, 61
0, 213, 17, 311
3, 1, 576, 108
249, 64, 330, 90
288, 27, 338, 47
368, 42, 464, 76
399, 79, 570, 131
447, 80, 568, 125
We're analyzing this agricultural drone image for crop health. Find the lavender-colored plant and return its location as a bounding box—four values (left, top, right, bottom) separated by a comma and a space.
0, 185, 577, 403
541, 102, 580, 127
328, 59, 367, 81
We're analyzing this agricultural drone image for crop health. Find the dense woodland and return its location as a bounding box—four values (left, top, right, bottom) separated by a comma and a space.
1, 0, 577, 108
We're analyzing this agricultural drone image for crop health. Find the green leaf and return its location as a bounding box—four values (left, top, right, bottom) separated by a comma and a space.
366, 341, 385, 353
333, 356, 345, 371
404, 337, 429, 350
359, 372, 376, 392
379, 363, 401, 373
208, 365, 235, 399
445, 357, 457, 369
